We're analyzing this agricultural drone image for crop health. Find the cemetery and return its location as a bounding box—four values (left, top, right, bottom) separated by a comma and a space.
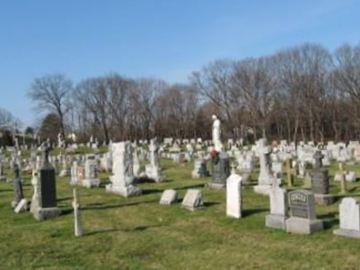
1, 115, 360, 269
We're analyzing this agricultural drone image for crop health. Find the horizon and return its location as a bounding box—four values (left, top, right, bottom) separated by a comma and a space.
0, 0, 359, 127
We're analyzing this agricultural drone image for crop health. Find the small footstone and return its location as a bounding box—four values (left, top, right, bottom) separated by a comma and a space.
14, 198, 28, 214
182, 189, 204, 211
159, 189, 178, 205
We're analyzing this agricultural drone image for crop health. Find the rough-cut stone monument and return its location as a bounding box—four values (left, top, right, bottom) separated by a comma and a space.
106, 142, 142, 197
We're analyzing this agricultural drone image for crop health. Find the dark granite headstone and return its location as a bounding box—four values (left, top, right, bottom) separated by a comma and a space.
210, 151, 230, 188
311, 151, 329, 194
198, 161, 210, 177
12, 164, 24, 208
311, 150, 333, 205
288, 190, 314, 219
33, 142, 61, 220
286, 189, 323, 234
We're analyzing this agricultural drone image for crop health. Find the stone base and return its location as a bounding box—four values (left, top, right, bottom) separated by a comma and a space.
254, 185, 271, 195
82, 179, 100, 188
286, 217, 323, 234
33, 207, 61, 221
314, 194, 335, 206
266, 214, 287, 230
59, 170, 68, 177
208, 182, 225, 189
145, 166, 164, 182
0, 176, 6, 182
334, 228, 360, 239
105, 184, 142, 197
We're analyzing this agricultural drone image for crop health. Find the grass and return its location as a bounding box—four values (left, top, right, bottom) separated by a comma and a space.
1, 159, 360, 269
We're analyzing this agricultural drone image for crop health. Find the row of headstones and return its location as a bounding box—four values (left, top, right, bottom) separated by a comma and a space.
225, 173, 360, 238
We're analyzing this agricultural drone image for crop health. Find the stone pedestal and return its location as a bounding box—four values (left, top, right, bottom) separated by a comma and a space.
254, 185, 271, 195
334, 229, 360, 239
106, 183, 142, 197
33, 207, 61, 221
286, 217, 323, 234
314, 194, 335, 206
82, 179, 100, 188
266, 214, 287, 230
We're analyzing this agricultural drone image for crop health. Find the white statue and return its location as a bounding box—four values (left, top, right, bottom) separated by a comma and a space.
212, 115, 223, 152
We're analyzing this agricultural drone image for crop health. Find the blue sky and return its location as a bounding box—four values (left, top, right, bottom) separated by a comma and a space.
0, 0, 359, 126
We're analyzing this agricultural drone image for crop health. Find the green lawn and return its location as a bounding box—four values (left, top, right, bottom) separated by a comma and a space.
1, 160, 360, 269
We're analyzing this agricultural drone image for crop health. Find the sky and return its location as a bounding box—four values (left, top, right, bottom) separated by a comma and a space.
0, 0, 359, 127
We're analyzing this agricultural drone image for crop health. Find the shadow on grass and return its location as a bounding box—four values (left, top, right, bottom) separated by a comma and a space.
204, 201, 221, 207
86, 224, 164, 236
175, 184, 205, 191
142, 188, 164, 195
242, 208, 268, 217
58, 196, 72, 202
82, 199, 159, 211
60, 208, 73, 216
0, 189, 12, 193
318, 211, 339, 229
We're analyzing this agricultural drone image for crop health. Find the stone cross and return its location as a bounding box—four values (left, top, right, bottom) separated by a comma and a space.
72, 188, 83, 237
285, 158, 296, 187
339, 162, 347, 195
12, 164, 24, 208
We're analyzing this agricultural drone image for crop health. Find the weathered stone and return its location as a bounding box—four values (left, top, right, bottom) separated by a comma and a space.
14, 198, 28, 214
159, 189, 178, 205
266, 182, 287, 230
209, 151, 230, 189
334, 197, 360, 239
182, 189, 204, 211
226, 174, 242, 218
286, 190, 323, 234
106, 142, 142, 197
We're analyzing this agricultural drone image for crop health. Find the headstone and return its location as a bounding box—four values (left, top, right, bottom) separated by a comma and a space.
311, 151, 334, 205
254, 138, 274, 195
266, 179, 287, 230
334, 197, 360, 239
11, 164, 24, 208
0, 161, 6, 182
70, 161, 79, 185
159, 189, 178, 205
133, 148, 140, 177
226, 174, 242, 218
32, 143, 61, 221
72, 188, 83, 237
106, 142, 142, 197
145, 139, 164, 182
286, 190, 323, 234
30, 171, 41, 214
191, 159, 209, 178
209, 151, 230, 189
82, 154, 100, 188
182, 189, 204, 211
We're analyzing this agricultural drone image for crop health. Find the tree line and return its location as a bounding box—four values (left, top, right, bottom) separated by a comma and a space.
27, 42, 360, 144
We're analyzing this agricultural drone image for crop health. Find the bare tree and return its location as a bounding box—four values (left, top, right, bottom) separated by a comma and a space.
28, 74, 73, 137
